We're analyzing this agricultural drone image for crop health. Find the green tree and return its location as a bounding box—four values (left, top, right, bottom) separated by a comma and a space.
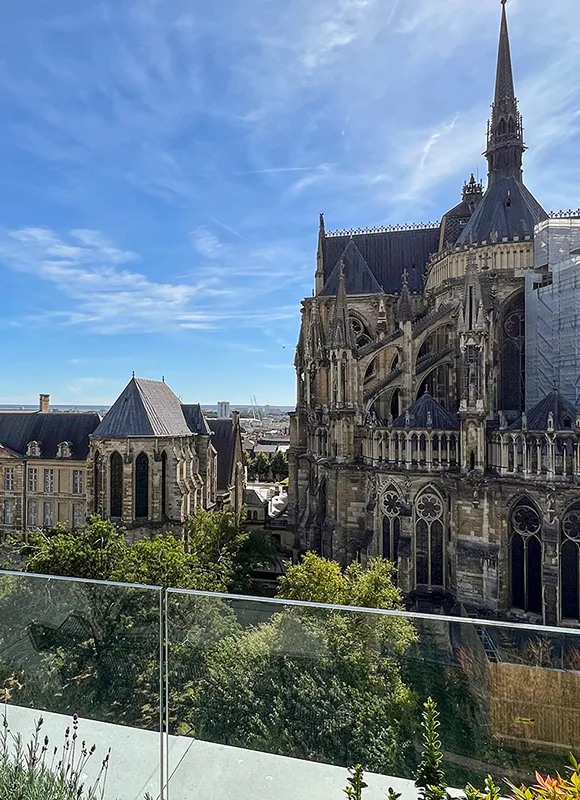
244, 451, 257, 481
270, 450, 289, 482
23, 517, 128, 580
187, 554, 418, 774
253, 452, 271, 481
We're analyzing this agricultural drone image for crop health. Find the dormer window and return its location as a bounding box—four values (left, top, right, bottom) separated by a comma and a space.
57, 442, 72, 458
27, 441, 41, 458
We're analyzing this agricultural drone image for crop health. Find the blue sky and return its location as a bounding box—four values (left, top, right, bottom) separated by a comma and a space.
0, 0, 578, 406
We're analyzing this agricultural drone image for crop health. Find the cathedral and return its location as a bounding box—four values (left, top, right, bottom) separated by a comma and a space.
289, 1, 580, 626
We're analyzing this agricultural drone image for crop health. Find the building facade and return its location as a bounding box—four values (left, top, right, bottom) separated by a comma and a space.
0, 378, 244, 540
289, 2, 580, 626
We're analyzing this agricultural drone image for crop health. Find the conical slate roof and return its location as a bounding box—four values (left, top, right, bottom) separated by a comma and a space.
457, 177, 547, 246
393, 392, 459, 431
510, 390, 578, 431
92, 378, 191, 438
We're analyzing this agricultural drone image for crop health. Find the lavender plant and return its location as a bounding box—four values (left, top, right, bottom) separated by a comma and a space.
0, 713, 111, 800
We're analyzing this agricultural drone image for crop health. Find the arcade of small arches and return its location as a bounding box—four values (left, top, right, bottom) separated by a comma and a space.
363, 431, 459, 471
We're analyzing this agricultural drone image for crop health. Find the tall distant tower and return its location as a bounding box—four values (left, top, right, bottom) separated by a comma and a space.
485, 0, 526, 185
217, 401, 231, 419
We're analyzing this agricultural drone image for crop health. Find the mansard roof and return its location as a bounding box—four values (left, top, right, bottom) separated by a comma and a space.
320, 239, 383, 295
92, 378, 191, 438
457, 176, 548, 246
393, 392, 460, 431
322, 227, 440, 295
0, 411, 101, 459
510, 389, 578, 431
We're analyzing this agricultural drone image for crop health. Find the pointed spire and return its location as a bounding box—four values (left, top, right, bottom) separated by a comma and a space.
495, 0, 515, 111
396, 269, 414, 324
330, 261, 354, 349
485, 0, 525, 185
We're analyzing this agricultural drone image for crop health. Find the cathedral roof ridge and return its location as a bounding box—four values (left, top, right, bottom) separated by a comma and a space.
325, 221, 440, 237
549, 209, 580, 219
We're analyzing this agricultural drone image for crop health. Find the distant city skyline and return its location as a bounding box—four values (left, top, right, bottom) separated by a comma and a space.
1, 0, 579, 406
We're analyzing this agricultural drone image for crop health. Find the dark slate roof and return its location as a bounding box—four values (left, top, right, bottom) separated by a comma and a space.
92, 378, 191, 438
393, 392, 460, 430
457, 177, 548, 246
439, 197, 479, 249
208, 419, 236, 491
322, 227, 440, 294
182, 404, 212, 436
510, 390, 578, 431
320, 239, 383, 295
244, 487, 267, 507
0, 411, 101, 459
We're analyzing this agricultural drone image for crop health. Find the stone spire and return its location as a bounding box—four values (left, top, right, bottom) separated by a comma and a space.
396, 269, 414, 324
330, 261, 354, 349
315, 213, 325, 295
485, 0, 525, 185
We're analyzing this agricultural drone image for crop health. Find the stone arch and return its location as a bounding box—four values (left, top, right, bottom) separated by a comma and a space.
416, 323, 454, 363
509, 497, 542, 614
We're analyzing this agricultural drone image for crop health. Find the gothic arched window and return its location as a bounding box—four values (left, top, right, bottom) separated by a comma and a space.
110, 452, 123, 518
561, 504, 580, 621
381, 489, 401, 583
161, 451, 167, 518
135, 452, 149, 519
349, 315, 372, 348
500, 294, 525, 414
415, 491, 444, 588
94, 451, 102, 514
510, 501, 542, 614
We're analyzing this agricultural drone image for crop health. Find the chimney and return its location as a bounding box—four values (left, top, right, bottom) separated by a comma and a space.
39, 394, 50, 413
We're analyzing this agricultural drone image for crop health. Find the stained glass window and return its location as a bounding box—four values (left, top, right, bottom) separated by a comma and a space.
415, 491, 445, 588
161, 451, 167, 518
110, 452, 123, 518
135, 452, 149, 519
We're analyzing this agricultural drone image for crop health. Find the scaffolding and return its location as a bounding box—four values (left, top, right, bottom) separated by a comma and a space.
526, 217, 580, 409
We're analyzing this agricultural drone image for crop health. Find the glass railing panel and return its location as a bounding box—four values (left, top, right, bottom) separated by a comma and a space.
165, 590, 580, 798
0, 570, 163, 800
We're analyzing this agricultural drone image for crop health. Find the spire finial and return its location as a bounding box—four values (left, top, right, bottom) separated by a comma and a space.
132, 370, 135, 379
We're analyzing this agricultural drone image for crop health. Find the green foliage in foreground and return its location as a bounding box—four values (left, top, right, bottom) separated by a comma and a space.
184, 554, 418, 774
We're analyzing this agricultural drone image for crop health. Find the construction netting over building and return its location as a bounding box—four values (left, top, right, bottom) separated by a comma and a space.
526, 217, 580, 410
